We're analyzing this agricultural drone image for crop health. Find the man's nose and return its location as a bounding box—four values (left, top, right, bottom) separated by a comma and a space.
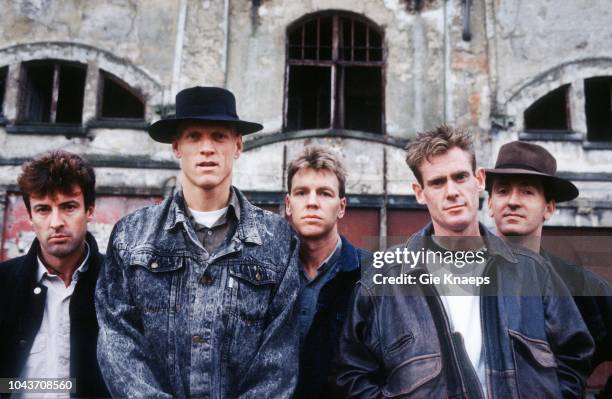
508, 188, 521, 206
446, 180, 460, 198
306, 191, 319, 207
49, 209, 64, 229
199, 137, 216, 154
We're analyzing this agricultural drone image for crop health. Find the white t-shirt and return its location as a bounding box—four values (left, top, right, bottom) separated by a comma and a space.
188, 206, 228, 228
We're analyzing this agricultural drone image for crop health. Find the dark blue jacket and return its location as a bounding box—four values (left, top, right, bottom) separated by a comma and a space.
0, 233, 109, 398
295, 236, 369, 398
96, 188, 300, 398
333, 223, 594, 398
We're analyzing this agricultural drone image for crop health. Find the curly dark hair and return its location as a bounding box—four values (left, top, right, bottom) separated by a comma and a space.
18, 150, 96, 215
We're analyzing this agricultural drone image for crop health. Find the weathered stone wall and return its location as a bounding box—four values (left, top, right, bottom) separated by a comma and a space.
0, 0, 611, 252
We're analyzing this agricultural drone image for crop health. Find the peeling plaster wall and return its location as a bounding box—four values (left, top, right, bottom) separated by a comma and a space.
0, 0, 180, 88
0, 0, 611, 240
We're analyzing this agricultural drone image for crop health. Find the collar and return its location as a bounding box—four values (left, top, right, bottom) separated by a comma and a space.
401, 222, 517, 274
186, 188, 241, 229
337, 235, 362, 273
36, 241, 91, 283
164, 186, 262, 245
302, 235, 342, 276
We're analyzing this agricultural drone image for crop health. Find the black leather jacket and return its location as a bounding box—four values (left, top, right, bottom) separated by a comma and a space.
333, 223, 594, 398
0, 233, 109, 398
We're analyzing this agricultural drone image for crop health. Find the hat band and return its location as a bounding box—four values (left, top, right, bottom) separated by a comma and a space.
495, 163, 544, 173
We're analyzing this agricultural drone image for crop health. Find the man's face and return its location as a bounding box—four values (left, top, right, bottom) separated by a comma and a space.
172, 122, 243, 192
285, 168, 346, 240
487, 175, 555, 237
29, 186, 93, 261
412, 147, 485, 236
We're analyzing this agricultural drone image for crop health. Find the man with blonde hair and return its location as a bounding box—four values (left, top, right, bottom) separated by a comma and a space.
334, 125, 593, 398
285, 145, 369, 398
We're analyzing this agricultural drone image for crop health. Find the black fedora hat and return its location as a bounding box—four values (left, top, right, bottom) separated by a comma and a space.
485, 141, 579, 202
148, 86, 263, 143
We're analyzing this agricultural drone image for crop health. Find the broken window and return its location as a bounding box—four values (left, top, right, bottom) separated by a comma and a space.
585, 76, 612, 141
20, 60, 86, 124
100, 70, 145, 119
0, 66, 7, 117
286, 12, 385, 134
523, 85, 570, 131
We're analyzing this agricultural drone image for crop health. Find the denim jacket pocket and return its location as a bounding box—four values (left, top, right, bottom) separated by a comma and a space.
228, 261, 278, 325
129, 249, 185, 314
508, 329, 557, 368
381, 353, 442, 398
508, 329, 561, 398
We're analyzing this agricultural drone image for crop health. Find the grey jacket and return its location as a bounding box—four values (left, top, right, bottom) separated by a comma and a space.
96, 188, 300, 398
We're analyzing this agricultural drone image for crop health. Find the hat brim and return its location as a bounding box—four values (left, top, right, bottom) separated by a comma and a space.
485, 168, 579, 202
148, 116, 263, 143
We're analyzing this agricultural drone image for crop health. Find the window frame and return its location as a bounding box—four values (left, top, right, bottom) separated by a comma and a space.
17, 59, 87, 125
283, 11, 386, 134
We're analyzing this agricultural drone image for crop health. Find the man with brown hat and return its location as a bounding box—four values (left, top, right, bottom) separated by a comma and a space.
487, 140, 611, 395
96, 87, 300, 398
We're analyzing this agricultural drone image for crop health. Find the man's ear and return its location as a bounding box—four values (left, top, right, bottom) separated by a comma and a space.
234, 134, 243, 159
475, 167, 486, 192
284, 194, 292, 217
338, 197, 347, 219
487, 195, 494, 218
172, 140, 181, 159
86, 205, 95, 223
543, 200, 556, 221
412, 181, 426, 205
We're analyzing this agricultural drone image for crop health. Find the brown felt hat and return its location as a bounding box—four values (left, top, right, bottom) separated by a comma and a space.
485, 141, 579, 202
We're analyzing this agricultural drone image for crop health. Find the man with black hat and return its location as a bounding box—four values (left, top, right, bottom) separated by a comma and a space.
486, 140, 611, 395
96, 87, 300, 398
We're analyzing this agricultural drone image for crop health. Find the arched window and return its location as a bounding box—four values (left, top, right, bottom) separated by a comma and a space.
585, 76, 612, 142
523, 84, 570, 132
0, 66, 7, 118
285, 12, 385, 134
19, 60, 87, 124
99, 70, 145, 119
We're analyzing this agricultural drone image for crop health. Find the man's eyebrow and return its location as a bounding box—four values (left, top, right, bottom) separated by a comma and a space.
451, 171, 470, 179
60, 200, 80, 206
426, 175, 447, 185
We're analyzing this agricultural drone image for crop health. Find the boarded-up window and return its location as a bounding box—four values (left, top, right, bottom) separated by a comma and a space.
286, 12, 385, 134
524, 85, 570, 131
20, 60, 86, 124
100, 71, 145, 119
585, 76, 612, 141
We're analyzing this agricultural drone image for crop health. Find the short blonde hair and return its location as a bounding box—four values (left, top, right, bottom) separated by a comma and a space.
287, 146, 347, 197
405, 125, 476, 185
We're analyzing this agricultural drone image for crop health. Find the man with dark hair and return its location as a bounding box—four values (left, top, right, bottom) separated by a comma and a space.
334, 125, 594, 398
285, 145, 369, 398
96, 86, 300, 398
0, 150, 108, 397
487, 140, 611, 396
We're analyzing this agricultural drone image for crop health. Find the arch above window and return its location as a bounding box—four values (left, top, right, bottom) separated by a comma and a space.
284, 11, 385, 135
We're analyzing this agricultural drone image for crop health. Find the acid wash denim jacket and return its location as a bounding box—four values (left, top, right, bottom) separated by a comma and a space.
96, 187, 300, 398
333, 223, 594, 399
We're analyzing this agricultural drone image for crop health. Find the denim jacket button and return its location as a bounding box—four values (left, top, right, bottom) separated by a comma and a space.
151, 262, 159, 269
255, 271, 262, 281
200, 274, 214, 285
